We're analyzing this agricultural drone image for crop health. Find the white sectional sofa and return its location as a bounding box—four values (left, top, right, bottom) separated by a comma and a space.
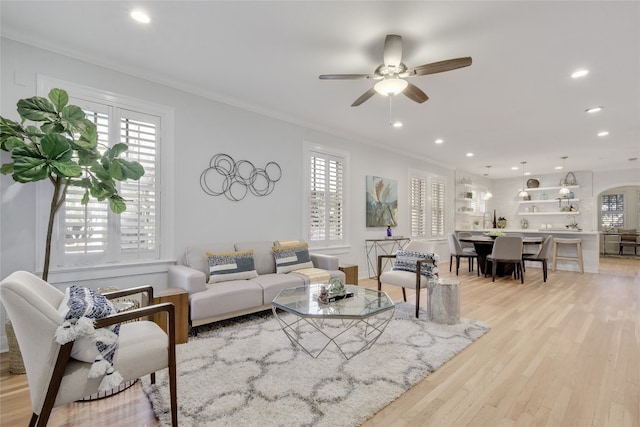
168, 241, 345, 329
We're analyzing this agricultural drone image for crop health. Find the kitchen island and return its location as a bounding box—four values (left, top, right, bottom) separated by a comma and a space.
456, 229, 599, 273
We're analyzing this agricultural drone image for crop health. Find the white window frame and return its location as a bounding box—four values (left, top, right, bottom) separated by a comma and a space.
409, 170, 446, 239
302, 141, 349, 251
35, 76, 175, 281
601, 193, 624, 229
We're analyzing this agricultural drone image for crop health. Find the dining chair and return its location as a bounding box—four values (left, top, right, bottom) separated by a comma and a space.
486, 236, 524, 283
457, 231, 475, 250
447, 233, 478, 276
0, 271, 178, 427
522, 235, 554, 282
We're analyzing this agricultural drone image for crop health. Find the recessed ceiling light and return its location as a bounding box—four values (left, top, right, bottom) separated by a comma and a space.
392, 121, 403, 128
434, 138, 444, 144
554, 165, 563, 170
524, 172, 531, 176
571, 69, 589, 78
466, 152, 474, 157
597, 131, 609, 137
586, 106, 603, 113
511, 166, 519, 170
131, 9, 151, 24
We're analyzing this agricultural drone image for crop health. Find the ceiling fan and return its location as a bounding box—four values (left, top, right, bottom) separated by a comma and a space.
319, 34, 472, 107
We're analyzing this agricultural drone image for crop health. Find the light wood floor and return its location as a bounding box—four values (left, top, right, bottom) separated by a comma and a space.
2, 257, 638, 426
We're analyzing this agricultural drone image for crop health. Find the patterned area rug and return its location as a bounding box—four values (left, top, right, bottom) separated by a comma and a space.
142, 303, 490, 427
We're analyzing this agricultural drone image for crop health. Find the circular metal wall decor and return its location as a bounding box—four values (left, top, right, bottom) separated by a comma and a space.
200, 153, 282, 201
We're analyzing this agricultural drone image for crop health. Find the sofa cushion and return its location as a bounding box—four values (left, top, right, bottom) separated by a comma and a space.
207, 250, 259, 284
235, 241, 276, 275
252, 273, 305, 304
272, 243, 314, 273
191, 280, 264, 322
185, 243, 235, 277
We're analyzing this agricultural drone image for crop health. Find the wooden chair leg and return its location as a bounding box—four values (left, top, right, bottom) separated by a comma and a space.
492, 260, 497, 282
456, 256, 460, 275
450, 255, 453, 272
36, 342, 74, 427
402, 288, 407, 302
543, 260, 548, 282
519, 262, 524, 284
415, 286, 420, 318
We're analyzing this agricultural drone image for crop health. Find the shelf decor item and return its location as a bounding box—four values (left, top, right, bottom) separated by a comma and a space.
526, 178, 540, 188
497, 217, 507, 228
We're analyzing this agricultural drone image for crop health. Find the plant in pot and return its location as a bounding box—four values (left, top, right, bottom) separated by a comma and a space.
1, 88, 144, 372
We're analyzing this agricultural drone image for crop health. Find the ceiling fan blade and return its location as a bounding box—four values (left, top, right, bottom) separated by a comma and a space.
406, 57, 472, 76
319, 73, 372, 80
351, 88, 377, 107
403, 82, 429, 104
383, 34, 403, 68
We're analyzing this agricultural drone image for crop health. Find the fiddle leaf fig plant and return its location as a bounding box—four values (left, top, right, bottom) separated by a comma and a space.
0, 88, 144, 281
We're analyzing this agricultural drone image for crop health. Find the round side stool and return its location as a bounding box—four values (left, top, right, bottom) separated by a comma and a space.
552, 238, 584, 273
427, 278, 460, 324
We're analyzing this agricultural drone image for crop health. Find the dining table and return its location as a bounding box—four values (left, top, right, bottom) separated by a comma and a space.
459, 235, 544, 276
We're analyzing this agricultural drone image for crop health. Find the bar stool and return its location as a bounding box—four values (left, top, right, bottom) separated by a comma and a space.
552, 238, 584, 273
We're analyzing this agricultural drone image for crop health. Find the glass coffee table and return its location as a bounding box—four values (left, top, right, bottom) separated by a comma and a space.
272, 284, 395, 359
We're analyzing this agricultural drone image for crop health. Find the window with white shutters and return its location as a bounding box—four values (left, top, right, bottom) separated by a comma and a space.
309, 151, 344, 244
430, 180, 446, 237
39, 91, 164, 268
410, 173, 446, 238
601, 194, 624, 229
410, 176, 427, 237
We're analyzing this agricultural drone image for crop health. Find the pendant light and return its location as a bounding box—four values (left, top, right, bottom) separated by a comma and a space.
483, 165, 493, 200
559, 156, 571, 196
518, 161, 529, 198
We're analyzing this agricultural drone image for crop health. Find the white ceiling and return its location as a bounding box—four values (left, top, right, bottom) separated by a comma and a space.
2, 1, 639, 179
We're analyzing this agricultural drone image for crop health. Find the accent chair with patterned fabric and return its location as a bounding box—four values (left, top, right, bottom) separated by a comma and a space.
0, 271, 178, 427
377, 240, 439, 318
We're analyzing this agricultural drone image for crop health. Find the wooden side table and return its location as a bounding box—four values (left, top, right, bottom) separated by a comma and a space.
339, 264, 359, 285
154, 288, 189, 344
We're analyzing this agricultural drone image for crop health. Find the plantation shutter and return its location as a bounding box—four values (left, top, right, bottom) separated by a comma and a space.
60, 102, 159, 265
118, 110, 159, 258
410, 176, 427, 237
431, 180, 445, 237
63, 106, 110, 258
309, 152, 344, 243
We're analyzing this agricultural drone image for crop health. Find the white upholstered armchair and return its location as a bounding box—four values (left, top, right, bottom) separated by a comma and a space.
0, 271, 178, 427
377, 240, 438, 318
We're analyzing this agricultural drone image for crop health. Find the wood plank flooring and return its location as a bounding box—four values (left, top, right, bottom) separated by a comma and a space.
2, 257, 638, 426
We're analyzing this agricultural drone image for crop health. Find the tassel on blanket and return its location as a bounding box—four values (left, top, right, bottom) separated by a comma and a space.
98, 366, 123, 392
89, 355, 111, 378
54, 320, 76, 345
54, 316, 96, 345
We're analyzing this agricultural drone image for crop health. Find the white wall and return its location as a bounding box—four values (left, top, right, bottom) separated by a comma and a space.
0, 39, 454, 350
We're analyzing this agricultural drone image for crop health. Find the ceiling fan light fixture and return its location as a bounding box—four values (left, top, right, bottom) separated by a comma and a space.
374, 77, 408, 96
